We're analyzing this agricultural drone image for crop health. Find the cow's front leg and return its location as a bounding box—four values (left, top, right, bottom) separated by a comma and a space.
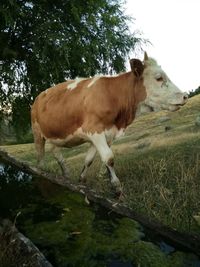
88, 133, 122, 193
52, 146, 69, 178
80, 145, 97, 183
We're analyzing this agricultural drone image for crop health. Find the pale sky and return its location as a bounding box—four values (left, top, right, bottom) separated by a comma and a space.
125, 0, 200, 92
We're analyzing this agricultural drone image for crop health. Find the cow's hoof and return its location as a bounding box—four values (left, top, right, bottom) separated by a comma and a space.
113, 183, 125, 201
111, 180, 123, 199
115, 189, 125, 201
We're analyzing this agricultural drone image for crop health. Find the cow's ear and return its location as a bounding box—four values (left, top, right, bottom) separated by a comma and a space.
130, 59, 144, 78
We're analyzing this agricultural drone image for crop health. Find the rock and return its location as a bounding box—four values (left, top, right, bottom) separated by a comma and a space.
165, 126, 172, 131
0, 219, 53, 267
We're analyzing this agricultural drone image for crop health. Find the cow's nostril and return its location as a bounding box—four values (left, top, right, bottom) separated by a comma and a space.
183, 94, 188, 101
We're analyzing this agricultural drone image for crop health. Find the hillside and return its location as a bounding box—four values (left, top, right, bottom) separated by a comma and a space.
1, 94, 200, 234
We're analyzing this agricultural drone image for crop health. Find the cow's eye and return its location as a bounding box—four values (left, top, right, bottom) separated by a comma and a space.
156, 76, 163, 82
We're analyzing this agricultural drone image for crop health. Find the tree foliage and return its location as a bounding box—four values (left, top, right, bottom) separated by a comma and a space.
188, 86, 200, 98
0, 0, 145, 140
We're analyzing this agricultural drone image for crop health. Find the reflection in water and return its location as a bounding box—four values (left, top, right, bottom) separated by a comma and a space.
0, 163, 4, 173
0, 160, 200, 267
0, 162, 32, 182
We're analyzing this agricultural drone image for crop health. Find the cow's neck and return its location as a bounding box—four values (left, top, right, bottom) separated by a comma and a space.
111, 72, 146, 128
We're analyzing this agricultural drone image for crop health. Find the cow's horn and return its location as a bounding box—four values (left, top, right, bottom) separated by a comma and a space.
144, 51, 149, 61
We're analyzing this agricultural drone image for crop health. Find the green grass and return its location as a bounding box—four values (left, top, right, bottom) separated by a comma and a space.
1, 95, 200, 235
117, 140, 200, 231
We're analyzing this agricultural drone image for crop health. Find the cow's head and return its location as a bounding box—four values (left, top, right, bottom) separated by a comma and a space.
130, 52, 188, 113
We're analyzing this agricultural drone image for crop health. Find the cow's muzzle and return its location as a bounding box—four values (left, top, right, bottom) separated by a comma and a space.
169, 92, 188, 107
183, 93, 188, 103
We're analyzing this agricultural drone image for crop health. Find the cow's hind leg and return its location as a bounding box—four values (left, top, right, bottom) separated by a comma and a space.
52, 146, 69, 178
79, 145, 97, 183
35, 138, 45, 167
32, 123, 46, 167
88, 133, 122, 194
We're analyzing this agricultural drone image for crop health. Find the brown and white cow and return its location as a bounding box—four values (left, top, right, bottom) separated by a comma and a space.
31, 52, 187, 193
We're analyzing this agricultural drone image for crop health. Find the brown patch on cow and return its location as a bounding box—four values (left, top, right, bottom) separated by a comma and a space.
32, 82, 85, 139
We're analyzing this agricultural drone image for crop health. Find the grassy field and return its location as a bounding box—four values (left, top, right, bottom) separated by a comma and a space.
1, 94, 200, 235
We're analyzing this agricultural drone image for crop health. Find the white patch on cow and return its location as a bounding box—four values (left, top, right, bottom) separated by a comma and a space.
142, 57, 187, 113
107, 165, 121, 188
87, 131, 121, 188
87, 132, 114, 163
104, 127, 118, 144
80, 145, 97, 180
87, 76, 101, 88
87, 73, 124, 88
86, 127, 125, 148
104, 126, 125, 144
67, 78, 87, 90
115, 128, 125, 139
46, 126, 125, 149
